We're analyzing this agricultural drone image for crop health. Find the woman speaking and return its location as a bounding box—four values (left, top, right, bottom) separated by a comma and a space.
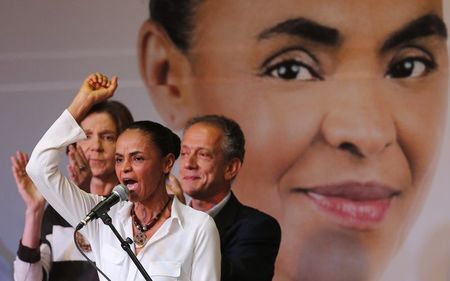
26, 73, 220, 281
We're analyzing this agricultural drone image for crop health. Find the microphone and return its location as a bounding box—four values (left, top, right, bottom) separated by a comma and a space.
76, 184, 129, 230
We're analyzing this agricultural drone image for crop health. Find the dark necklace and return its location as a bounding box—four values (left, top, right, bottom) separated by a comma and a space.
131, 197, 172, 248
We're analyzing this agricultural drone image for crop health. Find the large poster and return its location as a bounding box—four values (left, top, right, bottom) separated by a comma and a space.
1, 0, 449, 280
141, 1, 449, 280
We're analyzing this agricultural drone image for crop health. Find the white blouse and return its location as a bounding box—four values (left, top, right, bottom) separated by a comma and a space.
26, 110, 221, 281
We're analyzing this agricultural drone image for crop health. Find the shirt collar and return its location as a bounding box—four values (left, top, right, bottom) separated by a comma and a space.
169, 196, 184, 228
206, 192, 231, 218
117, 201, 133, 225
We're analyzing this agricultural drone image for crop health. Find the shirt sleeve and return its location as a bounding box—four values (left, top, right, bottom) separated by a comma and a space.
13, 241, 51, 281
26, 110, 104, 238
191, 215, 221, 281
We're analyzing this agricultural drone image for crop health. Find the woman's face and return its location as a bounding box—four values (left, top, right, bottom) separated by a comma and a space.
114, 129, 172, 203
78, 112, 118, 179
167, 0, 448, 279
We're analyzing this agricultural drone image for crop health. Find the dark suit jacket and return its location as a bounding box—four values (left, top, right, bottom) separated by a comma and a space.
213, 192, 281, 281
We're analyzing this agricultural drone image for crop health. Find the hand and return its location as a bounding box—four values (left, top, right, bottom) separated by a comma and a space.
166, 174, 185, 204
11, 151, 46, 212
67, 144, 92, 191
68, 73, 118, 122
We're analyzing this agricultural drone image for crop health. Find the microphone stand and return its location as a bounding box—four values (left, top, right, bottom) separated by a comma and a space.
99, 212, 153, 281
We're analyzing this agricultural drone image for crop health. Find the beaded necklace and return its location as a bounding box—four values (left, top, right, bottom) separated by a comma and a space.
131, 197, 172, 248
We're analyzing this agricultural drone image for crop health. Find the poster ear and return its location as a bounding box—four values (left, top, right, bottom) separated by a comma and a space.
138, 20, 196, 129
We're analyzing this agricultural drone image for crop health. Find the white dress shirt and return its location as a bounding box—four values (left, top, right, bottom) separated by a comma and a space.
26, 110, 221, 281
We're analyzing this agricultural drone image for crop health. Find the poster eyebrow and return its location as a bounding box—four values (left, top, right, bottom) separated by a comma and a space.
380, 14, 447, 53
257, 17, 341, 47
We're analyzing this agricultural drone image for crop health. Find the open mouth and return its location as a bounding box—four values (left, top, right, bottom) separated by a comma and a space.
291, 182, 401, 230
122, 178, 138, 192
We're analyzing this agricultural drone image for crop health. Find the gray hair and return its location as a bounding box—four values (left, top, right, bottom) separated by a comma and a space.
184, 115, 245, 162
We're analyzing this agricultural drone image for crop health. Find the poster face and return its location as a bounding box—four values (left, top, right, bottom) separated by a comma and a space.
140, 0, 449, 280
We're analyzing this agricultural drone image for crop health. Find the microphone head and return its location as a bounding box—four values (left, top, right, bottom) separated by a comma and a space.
112, 184, 129, 201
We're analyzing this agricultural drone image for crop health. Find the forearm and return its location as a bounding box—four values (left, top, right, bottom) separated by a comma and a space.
21, 208, 45, 249
67, 98, 93, 124
26, 110, 100, 228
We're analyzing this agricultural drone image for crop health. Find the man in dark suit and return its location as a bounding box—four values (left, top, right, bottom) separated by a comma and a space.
179, 114, 281, 281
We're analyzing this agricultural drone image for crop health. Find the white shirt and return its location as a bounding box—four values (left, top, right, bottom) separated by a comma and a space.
206, 192, 231, 218
26, 110, 221, 281
189, 192, 231, 218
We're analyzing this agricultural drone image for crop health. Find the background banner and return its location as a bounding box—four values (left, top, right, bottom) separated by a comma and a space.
1, 1, 449, 280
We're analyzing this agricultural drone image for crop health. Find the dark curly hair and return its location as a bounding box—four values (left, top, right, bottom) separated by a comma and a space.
126, 121, 181, 159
